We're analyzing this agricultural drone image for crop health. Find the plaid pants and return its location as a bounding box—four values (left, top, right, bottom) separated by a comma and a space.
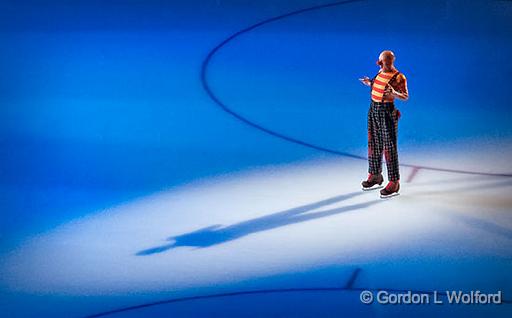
367, 101, 400, 181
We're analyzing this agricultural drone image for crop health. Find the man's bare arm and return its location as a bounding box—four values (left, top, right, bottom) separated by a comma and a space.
385, 74, 409, 101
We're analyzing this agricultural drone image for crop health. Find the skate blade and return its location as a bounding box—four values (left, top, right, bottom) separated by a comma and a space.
380, 192, 400, 199
362, 184, 384, 191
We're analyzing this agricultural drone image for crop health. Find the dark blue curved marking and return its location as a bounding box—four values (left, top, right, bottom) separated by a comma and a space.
85, 285, 510, 317
200, 0, 512, 178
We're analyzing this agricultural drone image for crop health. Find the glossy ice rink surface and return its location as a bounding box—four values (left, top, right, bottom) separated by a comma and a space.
0, 1, 511, 317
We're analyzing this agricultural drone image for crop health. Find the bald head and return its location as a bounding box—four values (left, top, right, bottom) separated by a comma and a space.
378, 50, 396, 70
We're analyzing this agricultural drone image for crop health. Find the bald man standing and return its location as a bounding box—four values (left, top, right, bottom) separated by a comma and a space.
359, 50, 409, 198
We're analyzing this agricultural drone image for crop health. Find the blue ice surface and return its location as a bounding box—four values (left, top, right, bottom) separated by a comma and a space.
0, 0, 511, 317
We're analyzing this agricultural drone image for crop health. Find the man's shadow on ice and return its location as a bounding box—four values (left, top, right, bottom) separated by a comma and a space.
136, 191, 381, 256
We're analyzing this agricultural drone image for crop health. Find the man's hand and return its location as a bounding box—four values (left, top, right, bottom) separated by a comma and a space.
383, 85, 398, 97
384, 84, 408, 100
359, 76, 372, 87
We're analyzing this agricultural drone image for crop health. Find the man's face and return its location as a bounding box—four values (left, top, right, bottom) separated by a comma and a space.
378, 51, 395, 68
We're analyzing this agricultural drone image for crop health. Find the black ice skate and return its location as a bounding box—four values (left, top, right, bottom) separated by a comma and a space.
361, 173, 384, 191
380, 181, 400, 198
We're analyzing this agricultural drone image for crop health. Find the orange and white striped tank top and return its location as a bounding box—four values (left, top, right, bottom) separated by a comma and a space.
371, 71, 398, 102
